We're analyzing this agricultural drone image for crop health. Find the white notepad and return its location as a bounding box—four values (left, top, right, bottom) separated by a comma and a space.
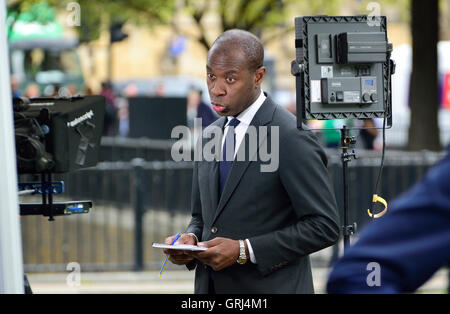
152, 242, 208, 251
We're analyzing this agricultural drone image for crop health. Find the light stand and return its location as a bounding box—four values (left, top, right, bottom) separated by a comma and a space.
340, 125, 357, 250
293, 60, 359, 252
291, 14, 396, 253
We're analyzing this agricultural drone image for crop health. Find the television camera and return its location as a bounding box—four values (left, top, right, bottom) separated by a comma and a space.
14, 95, 105, 221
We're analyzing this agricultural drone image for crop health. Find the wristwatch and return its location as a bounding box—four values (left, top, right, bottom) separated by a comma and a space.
237, 240, 247, 265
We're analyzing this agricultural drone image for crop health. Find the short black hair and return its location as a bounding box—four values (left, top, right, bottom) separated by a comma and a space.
209, 29, 264, 72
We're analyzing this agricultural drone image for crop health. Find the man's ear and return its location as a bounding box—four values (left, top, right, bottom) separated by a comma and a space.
254, 66, 266, 87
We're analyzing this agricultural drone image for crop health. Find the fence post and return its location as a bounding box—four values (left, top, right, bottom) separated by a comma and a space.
132, 158, 145, 271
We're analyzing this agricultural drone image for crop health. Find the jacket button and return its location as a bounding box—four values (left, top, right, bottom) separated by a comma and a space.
211, 226, 218, 234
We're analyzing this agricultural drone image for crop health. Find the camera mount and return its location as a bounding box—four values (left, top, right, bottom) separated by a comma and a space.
18, 174, 91, 221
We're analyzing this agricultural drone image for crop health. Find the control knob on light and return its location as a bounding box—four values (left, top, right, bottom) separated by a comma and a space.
362, 93, 371, 102
370, 93, 378, 102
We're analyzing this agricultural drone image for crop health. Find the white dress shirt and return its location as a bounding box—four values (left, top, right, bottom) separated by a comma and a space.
222, 90, 266, 158
221, 90, 266, 264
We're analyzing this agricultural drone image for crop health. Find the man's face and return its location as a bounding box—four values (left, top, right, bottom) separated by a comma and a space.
206, 47, 265, 117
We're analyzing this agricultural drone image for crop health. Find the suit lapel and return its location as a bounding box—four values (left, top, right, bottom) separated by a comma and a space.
212, 97, 276, 225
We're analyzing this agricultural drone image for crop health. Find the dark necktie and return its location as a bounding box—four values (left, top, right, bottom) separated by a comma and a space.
219, 118, 240, 196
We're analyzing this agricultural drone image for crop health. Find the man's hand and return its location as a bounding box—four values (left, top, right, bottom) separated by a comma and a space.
163, 233, 196, 265
192, 237, 242, 271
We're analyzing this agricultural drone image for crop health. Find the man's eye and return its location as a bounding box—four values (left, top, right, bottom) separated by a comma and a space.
207, 73, 215, 79
226, 77, 236, 83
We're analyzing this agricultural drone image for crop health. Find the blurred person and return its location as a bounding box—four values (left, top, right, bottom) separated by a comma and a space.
155, 83, 166, 97
67, 84, 78, 96
187, 88, 198, 129
117, 103, 129, 137
11, 74, 22, 98
124, 83, 138, 98
84, 86, 94, 96
114, 83, 137, 137
187, 88, 218, 129
100, 80, 118, 136
163, 29, 339, 294
358, 119, 379, 150
43, 84, 61, 97
100, 81, 116, 108
53, 84, 61, 97
327, 146, 450, 293
24, 83, 41, 98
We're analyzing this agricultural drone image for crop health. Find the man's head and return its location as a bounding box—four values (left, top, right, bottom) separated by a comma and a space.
206, 29, 266, 117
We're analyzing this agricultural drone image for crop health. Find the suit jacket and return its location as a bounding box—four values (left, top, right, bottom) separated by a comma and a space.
185, 96, 340, 294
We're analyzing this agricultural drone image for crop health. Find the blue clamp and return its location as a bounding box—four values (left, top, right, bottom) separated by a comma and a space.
18, 182, 65, 195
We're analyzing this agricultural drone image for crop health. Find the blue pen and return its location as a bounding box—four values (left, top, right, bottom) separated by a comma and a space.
159, 233, 181, 277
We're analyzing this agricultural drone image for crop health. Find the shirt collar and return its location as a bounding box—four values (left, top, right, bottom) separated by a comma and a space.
226, 90, 266, 127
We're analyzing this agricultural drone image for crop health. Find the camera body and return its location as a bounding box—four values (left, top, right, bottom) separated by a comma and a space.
14, 96, 105, 174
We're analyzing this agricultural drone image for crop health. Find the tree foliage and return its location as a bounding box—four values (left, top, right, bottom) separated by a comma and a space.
7, 0, 175, 42
177, 0, 343, 51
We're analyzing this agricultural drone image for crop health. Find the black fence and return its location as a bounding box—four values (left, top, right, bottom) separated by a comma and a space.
19, 140, 446, 272
98, 137, 176, 162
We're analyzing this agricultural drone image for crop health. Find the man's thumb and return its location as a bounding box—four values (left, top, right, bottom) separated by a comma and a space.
197, 241, 208, 248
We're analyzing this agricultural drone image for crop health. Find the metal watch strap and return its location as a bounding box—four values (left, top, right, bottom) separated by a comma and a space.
237, 240, 247, 264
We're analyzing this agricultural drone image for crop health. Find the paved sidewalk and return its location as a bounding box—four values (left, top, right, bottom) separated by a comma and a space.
28, 269, 195, 294
26, 267, 448, 294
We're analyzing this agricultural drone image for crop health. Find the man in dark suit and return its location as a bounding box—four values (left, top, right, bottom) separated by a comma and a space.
194, 88, 218, 129
164, 29, 340, 294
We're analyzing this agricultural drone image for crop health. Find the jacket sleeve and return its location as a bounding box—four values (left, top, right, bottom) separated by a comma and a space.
185, 160, 203, 243
249, 129, 340, 276
184, 160, 204, 271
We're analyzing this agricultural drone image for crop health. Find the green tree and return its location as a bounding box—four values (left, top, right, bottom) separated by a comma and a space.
74, 0, 174, 43
175, 0, 342, 51
7, 0, 175, 42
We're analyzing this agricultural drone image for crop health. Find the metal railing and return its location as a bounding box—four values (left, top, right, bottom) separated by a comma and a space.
20, 146, 446, 272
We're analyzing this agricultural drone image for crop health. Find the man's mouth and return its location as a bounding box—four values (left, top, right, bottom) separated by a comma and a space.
212, 103, 226, 113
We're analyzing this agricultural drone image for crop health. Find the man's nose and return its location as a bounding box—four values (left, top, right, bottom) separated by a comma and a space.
209, 81, 226, 97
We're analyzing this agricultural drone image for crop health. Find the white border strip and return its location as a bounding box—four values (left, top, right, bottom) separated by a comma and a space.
0, 2, 25, 294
